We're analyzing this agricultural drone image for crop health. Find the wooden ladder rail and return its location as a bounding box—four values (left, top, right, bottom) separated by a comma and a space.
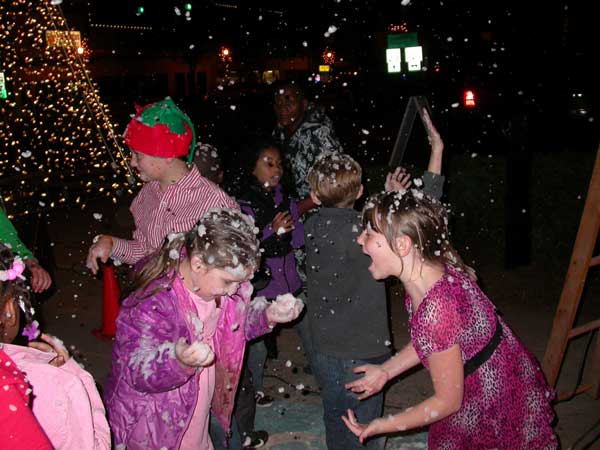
542, 144, 600, 401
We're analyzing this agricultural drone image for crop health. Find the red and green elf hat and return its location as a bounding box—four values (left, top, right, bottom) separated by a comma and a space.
123, 97, 196, 164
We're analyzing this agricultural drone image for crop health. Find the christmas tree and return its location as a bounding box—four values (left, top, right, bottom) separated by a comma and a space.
0, 0, 132, 218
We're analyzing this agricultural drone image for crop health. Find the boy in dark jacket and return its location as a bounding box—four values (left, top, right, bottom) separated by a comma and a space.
304, 112, 444, 450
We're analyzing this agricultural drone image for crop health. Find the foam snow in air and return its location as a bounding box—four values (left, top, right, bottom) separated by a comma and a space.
324, 25, 338, 37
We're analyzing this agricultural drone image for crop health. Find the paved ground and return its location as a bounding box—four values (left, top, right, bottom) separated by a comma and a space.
29, 199, 600, 449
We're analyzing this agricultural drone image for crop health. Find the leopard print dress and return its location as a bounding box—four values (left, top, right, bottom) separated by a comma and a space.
406, 265, 558, 450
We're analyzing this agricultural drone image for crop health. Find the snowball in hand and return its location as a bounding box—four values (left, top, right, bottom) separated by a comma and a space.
268, 293, 304, 323
176, 338, 214, 368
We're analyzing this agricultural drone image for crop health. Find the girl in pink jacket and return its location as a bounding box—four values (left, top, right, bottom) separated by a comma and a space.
104, 208, 303, 450
0, 243, 111, 450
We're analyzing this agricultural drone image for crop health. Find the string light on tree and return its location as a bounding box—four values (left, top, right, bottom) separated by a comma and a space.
0, 0, 132, 218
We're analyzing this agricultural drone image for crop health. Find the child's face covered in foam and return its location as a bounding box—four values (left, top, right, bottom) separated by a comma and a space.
191, 264, 253, 301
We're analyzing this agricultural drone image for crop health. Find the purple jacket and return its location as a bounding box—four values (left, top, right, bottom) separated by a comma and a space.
104, 274, 270, 450
239, 184, 304, 299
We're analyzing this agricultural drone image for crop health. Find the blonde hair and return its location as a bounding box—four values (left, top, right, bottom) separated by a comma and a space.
362, 190, 476, 281
307, 152, 362, 208
133, 208, 261, 295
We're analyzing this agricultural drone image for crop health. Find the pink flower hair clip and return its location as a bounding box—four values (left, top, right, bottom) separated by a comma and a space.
0, 255, 25, 282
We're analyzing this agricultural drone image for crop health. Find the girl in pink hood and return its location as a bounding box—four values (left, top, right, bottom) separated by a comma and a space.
0, 243, 110, 450
104, 208, 303, 450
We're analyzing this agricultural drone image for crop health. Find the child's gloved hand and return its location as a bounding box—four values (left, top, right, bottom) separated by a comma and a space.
175, 337, 215, 369
28, 333, 70, 367
266, 293, 304, 324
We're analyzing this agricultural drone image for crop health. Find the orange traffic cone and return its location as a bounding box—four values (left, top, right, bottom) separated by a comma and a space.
92, 264, 121, 341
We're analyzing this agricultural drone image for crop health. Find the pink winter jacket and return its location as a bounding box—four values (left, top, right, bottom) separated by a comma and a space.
104, 275, 271, 450
2, 343, 111, 450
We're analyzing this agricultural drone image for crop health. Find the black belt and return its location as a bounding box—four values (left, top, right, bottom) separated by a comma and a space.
464, 314, 503, 378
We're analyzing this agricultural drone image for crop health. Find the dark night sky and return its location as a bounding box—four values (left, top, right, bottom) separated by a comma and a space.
82, 0, 590, 56
63, 0, 593, 111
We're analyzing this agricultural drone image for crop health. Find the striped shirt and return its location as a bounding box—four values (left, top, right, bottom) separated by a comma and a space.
111, 165, 238, 264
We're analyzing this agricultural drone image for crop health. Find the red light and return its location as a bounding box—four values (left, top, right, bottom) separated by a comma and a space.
464, 90, 476, 107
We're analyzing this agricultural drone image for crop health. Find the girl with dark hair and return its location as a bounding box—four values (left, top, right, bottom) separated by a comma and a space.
235, 139, 306, 449
104, 208, 303, 450
342, 190, 558, 450
0, 243, 110, 450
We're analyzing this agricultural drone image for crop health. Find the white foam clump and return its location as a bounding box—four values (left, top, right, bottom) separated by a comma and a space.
167, 232, 183, 243
224, 264, 247, 279
169, 249, 180, 260
186, 340, 213, 366
129, 338, 176, 380
187, 312, 204, 336
250, 296, 270, 311
268, 293, 304, 322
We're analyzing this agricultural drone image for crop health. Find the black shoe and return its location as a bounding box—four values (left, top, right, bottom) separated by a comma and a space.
243, 430, 268, 449
255, 391, 274, 407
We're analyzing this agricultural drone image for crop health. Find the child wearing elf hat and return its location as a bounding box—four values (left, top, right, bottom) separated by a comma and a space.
86, 97, 238, 274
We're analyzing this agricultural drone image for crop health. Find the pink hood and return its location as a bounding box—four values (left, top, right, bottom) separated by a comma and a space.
2, 343, 111, 450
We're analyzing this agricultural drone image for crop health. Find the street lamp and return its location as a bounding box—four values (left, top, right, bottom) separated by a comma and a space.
219, 46, 232, 63
322, 49, 335, 65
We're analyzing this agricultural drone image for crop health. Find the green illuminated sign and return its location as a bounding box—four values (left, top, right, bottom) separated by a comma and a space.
387, 32, 418, 49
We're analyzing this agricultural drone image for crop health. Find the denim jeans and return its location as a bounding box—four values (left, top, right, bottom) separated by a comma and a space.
247, 338, 268, 392
311, 351, 389, 450
294, 292, 315, 368
210, 413, 242, 450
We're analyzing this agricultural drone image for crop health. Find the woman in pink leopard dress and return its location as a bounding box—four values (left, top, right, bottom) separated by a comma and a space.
342, 190, 558, 450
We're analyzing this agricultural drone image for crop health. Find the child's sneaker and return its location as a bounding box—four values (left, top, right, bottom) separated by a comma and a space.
243, 430, 268, 449
255, 390, 273, 407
